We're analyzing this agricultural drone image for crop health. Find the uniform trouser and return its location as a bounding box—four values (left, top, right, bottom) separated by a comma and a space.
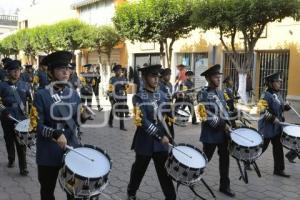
203, 140, 230, 190
108, 100, 126, 129
92, 86, 100, 108
38, 165, 81, 200
81, 94, 92, 107
262, 134, 285, 172
1, 118, 27, 170
127, 152, 176, 200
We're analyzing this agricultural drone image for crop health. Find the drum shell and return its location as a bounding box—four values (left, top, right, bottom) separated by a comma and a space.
15, 131, 34, 146
281, 130, 300, 150
229, 127, 263, 161
165, 143, 207, 184
59, 144, 112, 198
174, 109, 190, 127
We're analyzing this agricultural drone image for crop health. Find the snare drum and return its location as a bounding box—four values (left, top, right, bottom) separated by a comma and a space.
230, 128, 263, 161
15, 119, 34, 146
281, 125, 300, 150
174, 109, 190, 127
166, 144, 207, 184
59, 144, 112, 199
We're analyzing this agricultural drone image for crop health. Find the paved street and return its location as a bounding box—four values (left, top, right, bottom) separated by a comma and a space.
0, 104, 300, 200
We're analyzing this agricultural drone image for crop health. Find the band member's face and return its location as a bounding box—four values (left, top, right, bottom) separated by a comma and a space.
187, 75, 193, 80
8, 69, 21, 80
162, 74, 171, 82
41, 65, 48, 71
272, 80, 281, 91
208, 74, 221, 87
115, 69, 122, 76
53, 67, 71, 81
145, 74, 159, 89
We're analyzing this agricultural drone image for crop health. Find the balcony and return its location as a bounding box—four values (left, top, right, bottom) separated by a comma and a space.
0, 15, 18, 27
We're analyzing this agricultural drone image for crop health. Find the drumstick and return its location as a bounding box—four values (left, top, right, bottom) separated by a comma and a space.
9, 115, 21, 123
233, 133, 254, 143
279, 122, 299, 127
290, 105, 300, 118
168, 143, 192, 159
65, 145, 94, 162
230, 129, 254, 143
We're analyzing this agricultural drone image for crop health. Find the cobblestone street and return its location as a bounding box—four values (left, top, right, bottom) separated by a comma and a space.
0, 107, 299, 200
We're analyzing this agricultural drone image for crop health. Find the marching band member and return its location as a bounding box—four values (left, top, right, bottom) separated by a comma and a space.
69, 63, 80, 90
197, 64, 235, 197
33, 61, 50, 90
32, 51, 89, 200
258, 72, 291, 178
223, 76, 239, 128
0, 60, 31, 175
159, 68, 175, 138
21, 64, 34, 84
127, 64, 176, 200
0, 57, 11, 81
107, 64, 128, 131
182, 70, 198, 125
92, 65, 103, 112
80, 64, 94, 108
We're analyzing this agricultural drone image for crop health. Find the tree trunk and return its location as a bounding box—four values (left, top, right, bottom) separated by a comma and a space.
168, 38, 175, 69
159, 40, 164, 66
164, 41, 169, 68
237, 72, 248, 104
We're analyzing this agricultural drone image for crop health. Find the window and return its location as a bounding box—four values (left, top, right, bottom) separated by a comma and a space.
176, 52, 208, 88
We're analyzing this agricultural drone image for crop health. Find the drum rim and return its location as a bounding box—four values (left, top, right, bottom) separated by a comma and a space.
230, 127, 263, 149
282, 131, 298, 140
282, 127, 300, 139
170, 143, 208, 171
62, 144, 112, 181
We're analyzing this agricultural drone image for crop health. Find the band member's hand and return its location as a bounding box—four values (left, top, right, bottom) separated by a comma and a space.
161, 136, 170, 145
56, 134, 67, 149
224, 124, 231, 134
274, 118, 280, 124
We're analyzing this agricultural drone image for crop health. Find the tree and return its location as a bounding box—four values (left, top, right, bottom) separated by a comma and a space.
50, 19, 89, 52
101, 25, 122, 66
0, 33, 19, 58
15, 28, 37, 64
114, 0, 195, 68
32, 25, 57, 54
191, 0, 300, 102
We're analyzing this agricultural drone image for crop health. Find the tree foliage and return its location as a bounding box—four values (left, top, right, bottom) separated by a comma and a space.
0, 19, 122, 64
114, 0, 195, 67
191, 0, 300, 72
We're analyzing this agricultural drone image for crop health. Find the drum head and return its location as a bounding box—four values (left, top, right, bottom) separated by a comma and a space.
231, 128, 262, 147
15, 119, 30, 133
283, 125, 300, 137
172, 145, 206, 169
176, 109, 190, 117
65, 147, 111, 179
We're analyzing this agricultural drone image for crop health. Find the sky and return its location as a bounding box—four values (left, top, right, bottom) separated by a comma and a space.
0, 0, 32, 15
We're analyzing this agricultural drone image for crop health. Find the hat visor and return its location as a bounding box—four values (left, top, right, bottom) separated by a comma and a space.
201, 72, 223, 77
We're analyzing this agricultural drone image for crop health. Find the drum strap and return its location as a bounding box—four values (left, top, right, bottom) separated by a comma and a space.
48, 89, 79, 138
11, 85, 26, 116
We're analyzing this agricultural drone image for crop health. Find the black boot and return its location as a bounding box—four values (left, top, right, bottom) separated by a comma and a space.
7, 160, 14, 168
